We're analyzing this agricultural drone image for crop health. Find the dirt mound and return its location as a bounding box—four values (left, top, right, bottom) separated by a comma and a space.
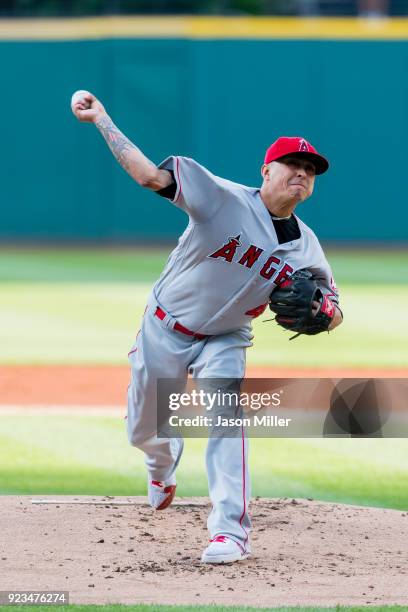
1, 496, 407, 607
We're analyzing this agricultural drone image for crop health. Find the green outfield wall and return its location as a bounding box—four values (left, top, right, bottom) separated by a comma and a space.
1, 17, 407, 242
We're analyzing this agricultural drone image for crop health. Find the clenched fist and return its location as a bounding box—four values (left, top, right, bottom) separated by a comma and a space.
71, 90, 106, 123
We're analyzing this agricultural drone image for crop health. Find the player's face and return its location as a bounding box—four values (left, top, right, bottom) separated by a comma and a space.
263, 156, 316, 202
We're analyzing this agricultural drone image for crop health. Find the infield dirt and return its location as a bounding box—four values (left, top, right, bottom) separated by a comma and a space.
1, 496, 407, 607
1, 365, 407, 405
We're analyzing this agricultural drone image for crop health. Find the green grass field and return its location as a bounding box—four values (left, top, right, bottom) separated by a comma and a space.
0, 247, 407, 506
0, 247, 408, 366
1, 413, 407, 509
1, 607, 407, 612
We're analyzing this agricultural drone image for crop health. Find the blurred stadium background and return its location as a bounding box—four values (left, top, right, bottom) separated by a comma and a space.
0, 0, 407, 506
1, 0, 406, 17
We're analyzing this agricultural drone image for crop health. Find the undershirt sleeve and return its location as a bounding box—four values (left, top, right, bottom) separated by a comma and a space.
155, 170, 177, 200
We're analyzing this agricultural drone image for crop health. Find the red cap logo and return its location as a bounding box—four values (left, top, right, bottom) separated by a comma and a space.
299, 138, 309, 152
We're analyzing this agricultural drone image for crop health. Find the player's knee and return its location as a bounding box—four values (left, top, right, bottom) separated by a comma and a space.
127, 426, 143, 447
127, 423, 153, 447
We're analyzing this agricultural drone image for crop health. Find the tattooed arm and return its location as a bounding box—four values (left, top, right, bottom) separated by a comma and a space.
94, 114, 172, 189
70, 90, 173, 190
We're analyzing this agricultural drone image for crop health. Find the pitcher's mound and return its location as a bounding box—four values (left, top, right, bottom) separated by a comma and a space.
1, 496, 407, 607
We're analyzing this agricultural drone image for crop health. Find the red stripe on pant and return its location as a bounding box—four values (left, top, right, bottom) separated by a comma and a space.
238, 424, 249, 550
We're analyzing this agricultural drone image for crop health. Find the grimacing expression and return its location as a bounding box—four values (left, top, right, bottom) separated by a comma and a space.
262, 155, 316, 202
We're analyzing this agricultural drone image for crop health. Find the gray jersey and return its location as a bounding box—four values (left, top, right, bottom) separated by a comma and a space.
154, 156, 339, 336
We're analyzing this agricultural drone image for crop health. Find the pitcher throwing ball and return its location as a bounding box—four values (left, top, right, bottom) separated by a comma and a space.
71, 89, 343, 564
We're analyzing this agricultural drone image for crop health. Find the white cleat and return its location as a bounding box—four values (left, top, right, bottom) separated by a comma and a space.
201, 535, 250, 564
147, 438, 183, 510
147, 477, 176, 510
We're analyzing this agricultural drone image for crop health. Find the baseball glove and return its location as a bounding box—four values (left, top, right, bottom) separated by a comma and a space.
269, 269, 336, 340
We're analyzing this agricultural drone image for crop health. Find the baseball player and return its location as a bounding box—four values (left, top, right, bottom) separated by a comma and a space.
71, 90, 343, 564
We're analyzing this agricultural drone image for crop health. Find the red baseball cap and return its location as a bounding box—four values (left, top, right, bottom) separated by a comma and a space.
264, 136, 329, 175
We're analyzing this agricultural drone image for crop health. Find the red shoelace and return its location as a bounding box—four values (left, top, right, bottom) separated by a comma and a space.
211, 535, 228, 543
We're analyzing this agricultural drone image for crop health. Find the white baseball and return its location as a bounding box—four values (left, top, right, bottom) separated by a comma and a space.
71, 90, 91, 106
